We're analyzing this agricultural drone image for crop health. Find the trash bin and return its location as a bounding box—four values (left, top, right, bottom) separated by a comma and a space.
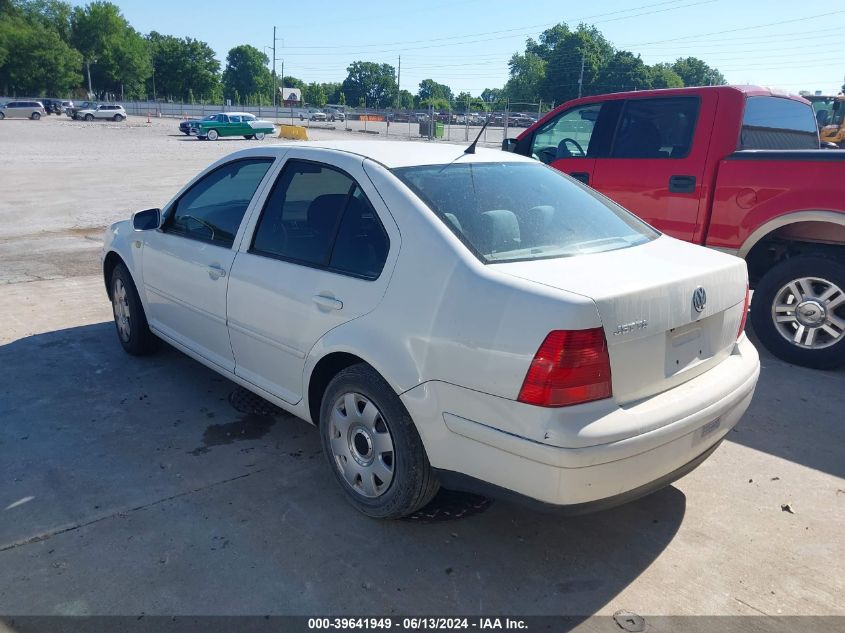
418, 120, 431, 137
433, 121, 445, 138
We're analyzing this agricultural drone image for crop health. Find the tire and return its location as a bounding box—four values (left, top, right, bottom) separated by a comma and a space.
113, 114, 124, 122
31, 112, 41, 120
0, 112, 5, 120
84, 114, 93, 121
243, 135, 254, 139
750, 255, 845, 369
207, 128, 219, 141
110, 262, 159, 356
254, 132, 265, 141
299, 115, 304, 120
320, 364, 439, 519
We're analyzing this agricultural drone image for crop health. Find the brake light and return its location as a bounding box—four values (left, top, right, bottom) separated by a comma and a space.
737, 283, 750, 339
518, 328, 612, 407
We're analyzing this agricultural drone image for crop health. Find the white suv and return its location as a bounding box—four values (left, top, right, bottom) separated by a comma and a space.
77, 104, 127, 122
102, 141, 759, 519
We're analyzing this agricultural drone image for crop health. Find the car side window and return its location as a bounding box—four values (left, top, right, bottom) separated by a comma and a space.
251, 160, 355, 266
230, 115, 241, 123
329, 186, 389, 279
611, 97, 699, 159
530, 103, 603, 164
164, 158, 274, 248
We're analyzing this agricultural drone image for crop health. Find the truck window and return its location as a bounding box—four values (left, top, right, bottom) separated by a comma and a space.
740, 96, 818, 150
529, 103, 604, 164
611, 97, 699, 159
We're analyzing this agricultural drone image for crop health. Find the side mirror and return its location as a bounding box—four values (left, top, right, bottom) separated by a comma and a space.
820, 141, 840, 150
132, 208, 161, 231
502, 138, 518, 152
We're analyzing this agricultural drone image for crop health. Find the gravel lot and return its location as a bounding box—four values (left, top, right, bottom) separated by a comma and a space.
0, 115, 843, 621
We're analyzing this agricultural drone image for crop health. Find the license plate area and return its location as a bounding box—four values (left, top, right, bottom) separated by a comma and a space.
699, 416, 722, 441
665, 318, 714, 377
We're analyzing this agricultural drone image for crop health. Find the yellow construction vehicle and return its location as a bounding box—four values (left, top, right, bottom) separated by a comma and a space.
806, 94, 845, 147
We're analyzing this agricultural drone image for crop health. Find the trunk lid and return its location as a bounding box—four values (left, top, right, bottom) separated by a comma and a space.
492, 236, 748, 404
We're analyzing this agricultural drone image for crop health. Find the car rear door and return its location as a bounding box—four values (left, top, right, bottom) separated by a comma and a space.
589, 93, 717, 242
140, 157, 276, 371
226, 149, 398, 404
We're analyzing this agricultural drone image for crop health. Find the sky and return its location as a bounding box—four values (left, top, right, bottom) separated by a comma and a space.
74, 0, 845, 97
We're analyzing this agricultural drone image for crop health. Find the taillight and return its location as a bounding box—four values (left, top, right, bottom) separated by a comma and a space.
517, 328, 612, 407
737, 283, 750, 339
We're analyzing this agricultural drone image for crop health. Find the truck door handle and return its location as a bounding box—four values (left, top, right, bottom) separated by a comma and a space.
207, 264, 227, 280
668, 175, 696, 193
313, 294, 343, 311
570, 171, 590, 185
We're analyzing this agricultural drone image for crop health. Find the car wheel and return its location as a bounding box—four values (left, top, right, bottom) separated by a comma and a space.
320, 364, 439, 519
750, 255, 845, 369
113, 114, 124, 122
0, 112, 5, 120
207, 128, 219, 141
31, 112, 41, 120
299, 115, 304, 120
84, 114, 94, 121
110, 262, 159, 356
254, 132, 265, 141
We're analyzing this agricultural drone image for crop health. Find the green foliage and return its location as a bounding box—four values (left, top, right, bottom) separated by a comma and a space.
419, 96, 449, 110
70, 1, 151, 98
595, 51, 651, 92
0, 12, 81, 95
222, 44, 271, 104
15, 0, 72, 42
147, 32, 219, 101
282, 75, 305, 89
648, 63, 684, 89
303, 81, 327, 106
418, 78, 452, 102
504, 51, 546, 103
320, 81, 342, 104
397, 89, 414, 109
672, 56, 726, 87
480, 87, 503, 105
342, 61, 397, 108
337, 91, 346, 106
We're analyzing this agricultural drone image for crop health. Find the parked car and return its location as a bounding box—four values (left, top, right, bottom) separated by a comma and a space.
325, 108, 345, 122
61, 100, 74, 113
41, 98, 65, 115
191, 112, 274, 140
76, 104, 127, 121
102, 141, 759, 518
179, 114, 220, 135
0, 100, 46, 120
505, 85, 845, 368
300, 108, 327, 122
67, 101, 98, 119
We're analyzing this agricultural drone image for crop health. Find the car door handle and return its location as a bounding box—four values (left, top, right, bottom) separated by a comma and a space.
313, 294, 343, 310
668, 175, 696, 193
569, 171, 590, 185
207, 264, 227, 280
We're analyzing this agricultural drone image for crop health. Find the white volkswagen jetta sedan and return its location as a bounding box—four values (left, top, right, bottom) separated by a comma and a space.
102, 141, 759, 519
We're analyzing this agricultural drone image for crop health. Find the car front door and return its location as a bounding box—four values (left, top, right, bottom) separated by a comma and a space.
140, 157, 276, 371
519, 101, 620, 187
226, 150, 397, 404
589, 94, 715, 242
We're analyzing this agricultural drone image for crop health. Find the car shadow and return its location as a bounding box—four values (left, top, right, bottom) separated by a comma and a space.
0, 321, 686, 618
731, 323, 845, 479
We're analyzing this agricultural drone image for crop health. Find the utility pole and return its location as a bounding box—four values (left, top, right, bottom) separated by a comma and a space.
578, 49, 585, 98
397, 55, 401, 109
272, 26, 277, 107
86, 59, 95, 97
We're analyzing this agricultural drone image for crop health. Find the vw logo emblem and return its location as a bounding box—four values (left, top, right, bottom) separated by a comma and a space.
692, 286, 707, 313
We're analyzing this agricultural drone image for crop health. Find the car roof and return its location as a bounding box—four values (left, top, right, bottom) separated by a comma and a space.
228, 140, 536, 169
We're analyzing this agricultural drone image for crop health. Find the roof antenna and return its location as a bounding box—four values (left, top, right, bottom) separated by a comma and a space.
464, 112, 494, 154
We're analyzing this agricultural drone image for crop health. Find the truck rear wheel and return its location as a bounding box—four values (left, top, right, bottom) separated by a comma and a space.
750, 256, 845, 369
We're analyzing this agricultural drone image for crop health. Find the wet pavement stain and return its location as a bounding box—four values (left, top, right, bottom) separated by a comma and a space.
188, 413, 278, 456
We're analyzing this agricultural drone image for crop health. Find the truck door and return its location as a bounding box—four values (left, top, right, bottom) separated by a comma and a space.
519, 101, 621, 187
590, 94, 716, 242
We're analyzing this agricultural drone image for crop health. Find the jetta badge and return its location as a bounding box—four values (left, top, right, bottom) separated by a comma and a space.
692, 286, 707, 313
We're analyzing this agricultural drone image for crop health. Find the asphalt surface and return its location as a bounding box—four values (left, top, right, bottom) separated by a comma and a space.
0, 116, 843, 619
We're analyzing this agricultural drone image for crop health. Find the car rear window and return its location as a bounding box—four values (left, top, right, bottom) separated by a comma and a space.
393, 161, 657, 263
740, 96, 819, 149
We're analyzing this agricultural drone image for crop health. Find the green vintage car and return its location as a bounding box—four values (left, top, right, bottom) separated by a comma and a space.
192, 112, 275, 141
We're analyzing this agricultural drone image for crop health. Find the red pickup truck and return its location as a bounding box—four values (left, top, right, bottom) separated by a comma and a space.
505, 85, 845, 369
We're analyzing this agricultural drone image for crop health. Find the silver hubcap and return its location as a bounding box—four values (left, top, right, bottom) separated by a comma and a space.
208, 130, 218, 140
772, 276, 845, 349
112, 279, 131, 342
255, 132, 265, 140
328, 392, 395, 498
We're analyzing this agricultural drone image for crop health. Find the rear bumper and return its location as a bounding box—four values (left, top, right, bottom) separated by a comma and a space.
401, 336, 759, 508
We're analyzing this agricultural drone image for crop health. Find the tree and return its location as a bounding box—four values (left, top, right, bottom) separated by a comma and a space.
538, 24, 613, 104
480, 87, 503, 106
504, 51, 545, 103
0, 13, 81, 95
595, 50, 651, 92
648, 62, 684, 89
320, 81, 342, 104
15, 0, 72, 42
282, 75, 305, 89
146, 32, 220, 101
418, 78, 452, 102
222, 44, 271, 104
303, 81, 326, 106
70, 2, 151, 98
397, 89, 414, 109
341, 61, 397, 108
672, 57, 725, 87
